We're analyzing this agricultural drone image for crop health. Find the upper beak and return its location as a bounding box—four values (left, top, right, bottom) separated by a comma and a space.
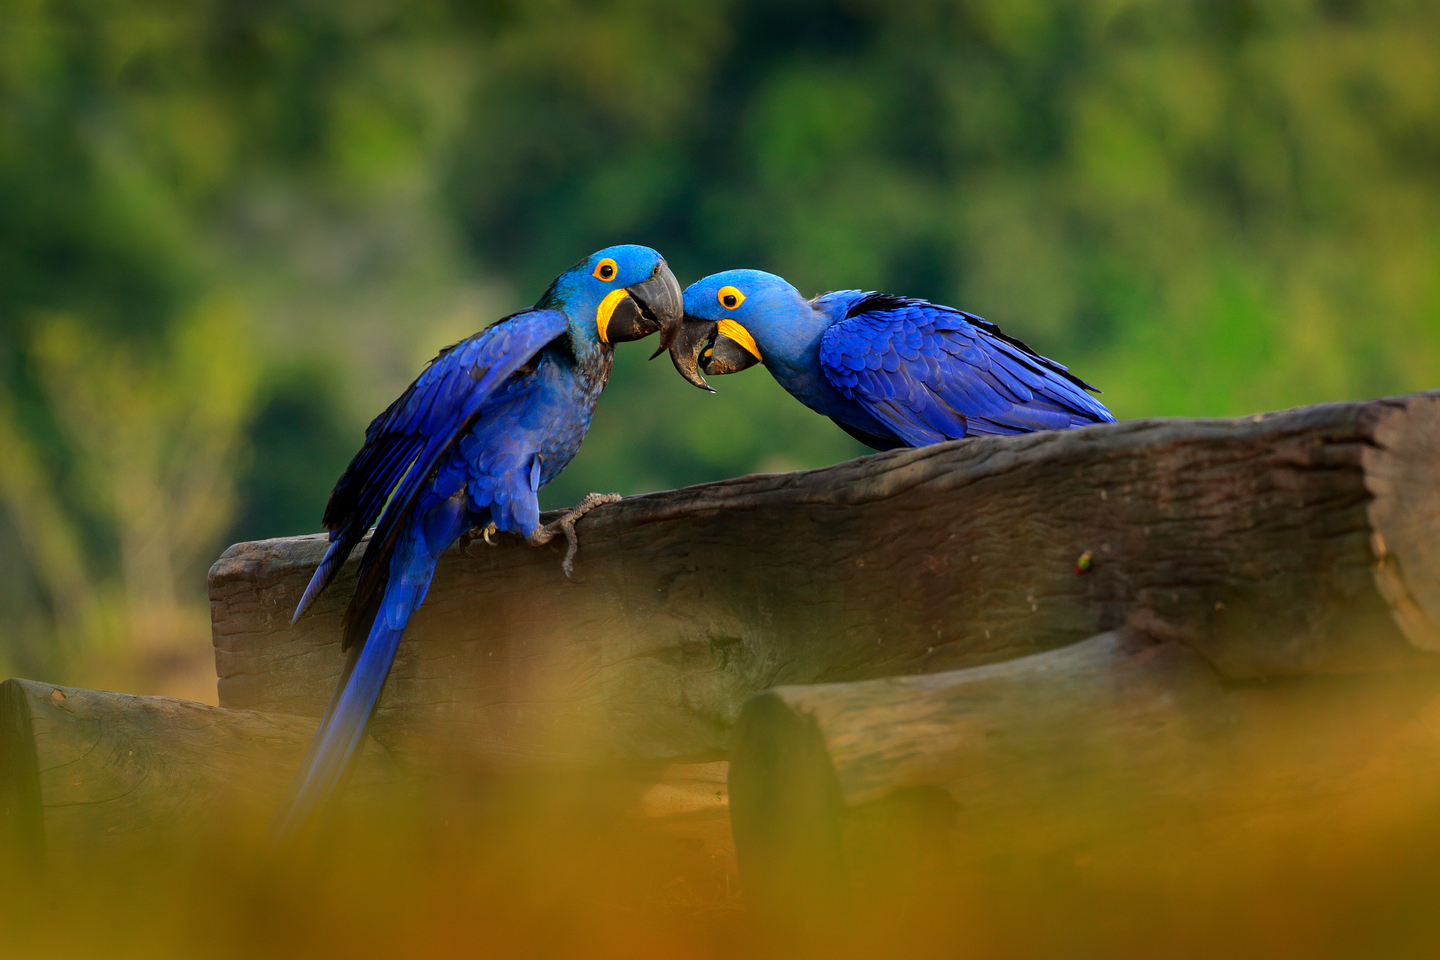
606, 260, 684, 355
668, 315, 719, 392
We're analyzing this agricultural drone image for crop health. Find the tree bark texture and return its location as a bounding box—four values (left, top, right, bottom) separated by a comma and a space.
210, 392, 1440, 768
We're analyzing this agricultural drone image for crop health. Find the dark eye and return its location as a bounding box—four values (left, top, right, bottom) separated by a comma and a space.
717, 285, 745, 310
593, 258, 617, 281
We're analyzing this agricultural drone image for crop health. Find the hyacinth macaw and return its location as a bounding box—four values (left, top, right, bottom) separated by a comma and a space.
668, 270, 1114, 449
274, 245, 682, 837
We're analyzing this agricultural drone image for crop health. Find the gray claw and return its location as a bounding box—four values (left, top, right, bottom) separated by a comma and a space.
529, 492, 621, 582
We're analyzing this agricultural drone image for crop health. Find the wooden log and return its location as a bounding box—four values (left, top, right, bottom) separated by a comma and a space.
209, 392, 1440, 767
0, 678, 400, 861
726, 629, 1440, 933
727, 630, 1223, 925
730, 630, 1227, 812
0, 678, 734, 875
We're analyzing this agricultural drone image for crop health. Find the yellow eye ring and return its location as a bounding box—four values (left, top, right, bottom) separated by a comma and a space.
717, 285, 745, 310
593, 258, 618, 281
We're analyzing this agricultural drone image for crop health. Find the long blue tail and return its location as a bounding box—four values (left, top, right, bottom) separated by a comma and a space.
272, 495, 471, 840
271, 613, 406, 838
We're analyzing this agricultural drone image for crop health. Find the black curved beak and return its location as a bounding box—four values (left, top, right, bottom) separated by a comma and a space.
668, 316, 763, 392
668, 315, 719, 392
606, 260, 684, 355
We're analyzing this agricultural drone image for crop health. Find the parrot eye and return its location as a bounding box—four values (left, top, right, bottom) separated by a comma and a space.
593, 259, 617, 281
717, 286, 745, 310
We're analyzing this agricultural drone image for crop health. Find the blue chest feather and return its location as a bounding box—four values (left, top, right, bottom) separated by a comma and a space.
427, 341, 612, 534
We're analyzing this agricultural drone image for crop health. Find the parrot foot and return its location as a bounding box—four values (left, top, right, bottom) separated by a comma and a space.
459, 522, 500, 555
527, 492, 622, 582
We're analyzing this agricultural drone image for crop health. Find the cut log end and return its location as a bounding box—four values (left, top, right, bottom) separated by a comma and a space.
0, 679, 44, 866
1364, 393, 1440, 651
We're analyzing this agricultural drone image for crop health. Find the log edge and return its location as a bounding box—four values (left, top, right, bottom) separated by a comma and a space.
1363, 393, 1440, 651
0, 679, 44, 866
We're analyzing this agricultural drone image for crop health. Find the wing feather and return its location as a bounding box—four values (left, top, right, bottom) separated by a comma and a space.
293, 309, 569, 631
819, 294, 1113, 445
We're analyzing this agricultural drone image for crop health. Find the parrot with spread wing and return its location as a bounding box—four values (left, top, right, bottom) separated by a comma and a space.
668, 270, 1113, 449
273, 244, 682, 838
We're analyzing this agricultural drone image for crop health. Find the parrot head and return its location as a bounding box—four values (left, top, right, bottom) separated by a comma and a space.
668, 269, 813, 392
540, 244, 684, 355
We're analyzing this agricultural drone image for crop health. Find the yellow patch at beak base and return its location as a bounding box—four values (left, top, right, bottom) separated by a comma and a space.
595, 288, 631, 343
717, 319, 762, 361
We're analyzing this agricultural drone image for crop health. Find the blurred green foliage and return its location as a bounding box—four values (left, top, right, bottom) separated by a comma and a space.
1, 0, 1438, 689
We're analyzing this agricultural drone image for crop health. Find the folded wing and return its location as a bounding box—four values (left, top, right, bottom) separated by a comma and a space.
291, 308, 569, 641
818, 294, 1114, 445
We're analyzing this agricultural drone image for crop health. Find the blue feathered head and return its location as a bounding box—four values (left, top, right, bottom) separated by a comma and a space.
539, 244, 683, 355
669, 269, 818, 391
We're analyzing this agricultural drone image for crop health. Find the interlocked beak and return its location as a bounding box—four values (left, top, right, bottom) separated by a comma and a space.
667, 315, 763, 392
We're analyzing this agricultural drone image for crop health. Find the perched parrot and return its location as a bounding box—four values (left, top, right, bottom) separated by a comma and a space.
274, 244, 682, 837
669, 270, 1114, 449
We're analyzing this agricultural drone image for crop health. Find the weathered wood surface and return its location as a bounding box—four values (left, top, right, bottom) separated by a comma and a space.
731, 630, 1226, 813
0, 678, 732, 868
0, 678, 398, 860
727, 628, 1440, 927
210, 392, 1440, 767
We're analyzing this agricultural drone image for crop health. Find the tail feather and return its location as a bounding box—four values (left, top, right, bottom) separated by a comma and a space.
272, 493, 473, 841
292, 537, 352, 625
271, 582, 417, 840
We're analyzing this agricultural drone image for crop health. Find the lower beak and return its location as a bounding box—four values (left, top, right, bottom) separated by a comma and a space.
668, 318, 763, 391
668, 316, 719, 391
607, 260, 684, 353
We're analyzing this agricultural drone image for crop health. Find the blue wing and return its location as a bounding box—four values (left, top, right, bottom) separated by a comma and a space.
292, 307, 569, 636
817, 293, 1114, 445
274, 307, 569, 838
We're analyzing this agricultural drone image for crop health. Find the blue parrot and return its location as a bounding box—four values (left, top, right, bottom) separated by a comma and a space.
273, 244, 682, 837
668, 270, 1114, 449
